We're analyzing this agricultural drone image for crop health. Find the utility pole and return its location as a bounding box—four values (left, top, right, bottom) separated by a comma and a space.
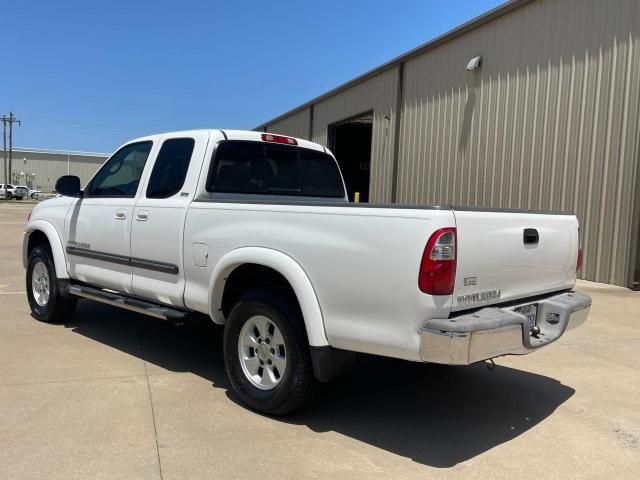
2, 114, 6, 185
1, 112, 21, 185
8, 112, 21, 184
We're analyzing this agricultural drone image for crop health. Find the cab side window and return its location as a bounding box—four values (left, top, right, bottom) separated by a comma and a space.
87, 141, 152, 197
146, 138, 195, 199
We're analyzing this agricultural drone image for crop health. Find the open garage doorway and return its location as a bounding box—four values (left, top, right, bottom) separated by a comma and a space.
328, 111, 373, 203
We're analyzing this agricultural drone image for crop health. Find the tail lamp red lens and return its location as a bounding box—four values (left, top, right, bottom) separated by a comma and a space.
418, 228, 457, 295
261, 133, 298, 146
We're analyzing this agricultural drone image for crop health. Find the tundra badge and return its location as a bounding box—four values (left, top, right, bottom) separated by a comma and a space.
457, 289, 502, 305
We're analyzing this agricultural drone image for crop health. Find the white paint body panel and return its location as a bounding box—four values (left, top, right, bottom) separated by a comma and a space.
130, 131, 210, 305
183, 202, 455, 357
24, 196, 77, 277
65, 197, 136, 293
452, 211, 579, 311
202, 246, 330, 347
23, 129, 581, 362
23, 220, 69, 279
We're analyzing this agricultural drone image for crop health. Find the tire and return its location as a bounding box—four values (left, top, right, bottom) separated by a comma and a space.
26, 245, 77, 323
6, 192, 12, 200
223, 289, 315, 415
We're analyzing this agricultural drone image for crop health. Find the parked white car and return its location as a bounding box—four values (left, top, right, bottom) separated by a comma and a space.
15, 185, 41, 198
22, 130, 591, 414
1, 183, 28, 199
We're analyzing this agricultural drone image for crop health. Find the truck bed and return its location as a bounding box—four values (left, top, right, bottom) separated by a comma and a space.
183, 197, 579, 361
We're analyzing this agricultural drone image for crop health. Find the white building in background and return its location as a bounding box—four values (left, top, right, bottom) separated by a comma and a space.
4, 147, 108, 192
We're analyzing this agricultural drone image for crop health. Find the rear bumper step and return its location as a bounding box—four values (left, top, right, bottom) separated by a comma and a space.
67, 285, 189, 325
420, 291, 591, 365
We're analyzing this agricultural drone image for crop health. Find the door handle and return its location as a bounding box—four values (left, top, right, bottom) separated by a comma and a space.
115, 209, 127, 220
136, 210, 149, 221
523, 228, 539, 245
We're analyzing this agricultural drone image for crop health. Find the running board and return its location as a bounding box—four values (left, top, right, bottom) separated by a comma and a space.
67, 285, 189, 325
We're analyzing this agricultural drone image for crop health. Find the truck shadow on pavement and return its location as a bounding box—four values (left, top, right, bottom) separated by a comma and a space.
67, 301, 575, 469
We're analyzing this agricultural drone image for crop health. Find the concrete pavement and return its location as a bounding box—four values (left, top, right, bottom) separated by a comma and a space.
1, 203, 638, 479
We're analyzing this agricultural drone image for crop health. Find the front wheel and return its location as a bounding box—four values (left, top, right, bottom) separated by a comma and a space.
223, 290, 315, 415
26, 245, 77, 323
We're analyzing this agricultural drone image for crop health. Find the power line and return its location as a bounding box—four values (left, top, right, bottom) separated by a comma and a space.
21, 112, 161, 132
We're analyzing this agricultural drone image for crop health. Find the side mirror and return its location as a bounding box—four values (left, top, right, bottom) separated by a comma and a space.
55, 175, 81, 197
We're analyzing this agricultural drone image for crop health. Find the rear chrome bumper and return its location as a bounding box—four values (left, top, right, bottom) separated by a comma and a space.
420, 291, 591, 365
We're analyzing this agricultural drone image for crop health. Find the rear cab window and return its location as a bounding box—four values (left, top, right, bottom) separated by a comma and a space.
146, 138, 195, 199
206, 141, 345, 198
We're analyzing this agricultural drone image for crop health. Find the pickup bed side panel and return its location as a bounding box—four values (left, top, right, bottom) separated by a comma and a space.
205, 247, 329, 347
183, 202, 456, 361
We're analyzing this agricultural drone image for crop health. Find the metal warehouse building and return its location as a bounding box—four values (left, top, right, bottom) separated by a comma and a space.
256, 0, 640, 289
5, 148, 107, 193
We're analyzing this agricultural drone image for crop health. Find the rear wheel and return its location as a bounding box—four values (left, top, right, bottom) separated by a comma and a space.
223, 290, 315, 415
26, 245, 77, 323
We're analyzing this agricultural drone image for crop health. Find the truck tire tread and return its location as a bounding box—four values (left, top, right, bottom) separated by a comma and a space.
26, 245, 77, 323
223, 289, 315, 415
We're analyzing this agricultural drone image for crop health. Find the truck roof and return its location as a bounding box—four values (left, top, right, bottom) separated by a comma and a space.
125, 129, 327, 154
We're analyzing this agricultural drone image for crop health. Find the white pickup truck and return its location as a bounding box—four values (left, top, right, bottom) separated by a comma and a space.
1, 183, 28, 200
23, 129, 591, 414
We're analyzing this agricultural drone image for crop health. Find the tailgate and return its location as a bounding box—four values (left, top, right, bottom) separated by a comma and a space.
452, 209, 579, 312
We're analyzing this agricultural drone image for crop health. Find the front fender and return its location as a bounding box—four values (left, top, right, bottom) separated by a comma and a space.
208, 247, 329, 347
23, 220, 69, 279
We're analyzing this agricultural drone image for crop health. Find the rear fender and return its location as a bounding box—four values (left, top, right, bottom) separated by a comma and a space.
208, 247, 329, 347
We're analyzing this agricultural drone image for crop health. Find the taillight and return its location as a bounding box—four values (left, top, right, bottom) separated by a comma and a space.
261, 133, 298, 146
418, 227, 457, 295
576, 228, 583, 273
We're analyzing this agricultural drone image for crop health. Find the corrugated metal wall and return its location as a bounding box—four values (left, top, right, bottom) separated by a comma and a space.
7, 150, 107, 192
398, 0, 640, 285
311, 67, 399, 202
264, 68, 401, 203
259, 0, 640, 287
266, 108, 311, 140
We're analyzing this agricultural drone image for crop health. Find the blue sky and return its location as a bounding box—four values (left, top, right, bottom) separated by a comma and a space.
2, 0, 503, 153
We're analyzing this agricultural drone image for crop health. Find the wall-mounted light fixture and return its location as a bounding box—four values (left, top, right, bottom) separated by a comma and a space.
466, 56, 482, 71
